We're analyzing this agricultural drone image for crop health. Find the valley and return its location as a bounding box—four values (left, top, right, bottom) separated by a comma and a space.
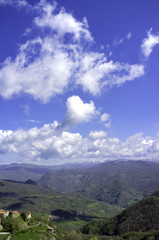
0, 0, 158, 238
38, 160, 159, 207
0, 160, 159, 239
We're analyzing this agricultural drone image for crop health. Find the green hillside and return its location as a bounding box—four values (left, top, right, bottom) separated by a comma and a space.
0, 179, 122, 229
82, 195, 159, 239
2, 193, 159, 240
39, 160, 159, 207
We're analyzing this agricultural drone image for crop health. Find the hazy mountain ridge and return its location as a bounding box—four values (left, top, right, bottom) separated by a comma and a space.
0, 162, 97, 181
39, 160, 159, 207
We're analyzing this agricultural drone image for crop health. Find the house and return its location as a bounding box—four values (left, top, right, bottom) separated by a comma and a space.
0, 209, 9, 218
47, 226, 54, 234
25, 212, 32, 219
10, 211, 20, 218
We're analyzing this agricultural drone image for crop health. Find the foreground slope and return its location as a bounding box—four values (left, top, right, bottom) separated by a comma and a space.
82, 193, 159, 237
39, 160, 159, 206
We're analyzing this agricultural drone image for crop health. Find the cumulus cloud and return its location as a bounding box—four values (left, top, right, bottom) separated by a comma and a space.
141, 29, 159, 59
0, 1, 144, 102
89, 130, 107, 139
60, 95, 98, 129
0, 125, 83, 161
0, 125, 158, 163
150, 133, 159, 153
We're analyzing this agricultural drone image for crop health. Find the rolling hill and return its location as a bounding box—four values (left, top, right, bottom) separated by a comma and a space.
39, 160, 159, 207
0, 179, 122, 224
82, 193, 159, 239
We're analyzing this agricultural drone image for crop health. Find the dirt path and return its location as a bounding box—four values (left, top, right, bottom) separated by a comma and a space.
6, 235, 12, 240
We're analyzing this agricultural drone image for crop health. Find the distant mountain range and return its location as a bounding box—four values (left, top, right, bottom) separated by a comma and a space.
38, 160, 159, 207
2, 160, 159, 208
0, 162, 97, 181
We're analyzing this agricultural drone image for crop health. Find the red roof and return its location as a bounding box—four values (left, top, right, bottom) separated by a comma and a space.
11, 211, 19, 214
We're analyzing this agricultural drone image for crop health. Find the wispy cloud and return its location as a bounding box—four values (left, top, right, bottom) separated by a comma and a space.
0, 0, 28, 7
20, 104, 30, 115
100, 113, 111, 128
24, 119, 40, 124
141, 28, 159, 59
34, 1, 93, 41
126, 32, 132, 40
113, 32, 132, 46
0, 1, 144, 103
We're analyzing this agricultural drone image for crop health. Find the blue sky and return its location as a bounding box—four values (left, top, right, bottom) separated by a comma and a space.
0, 0, 159, 165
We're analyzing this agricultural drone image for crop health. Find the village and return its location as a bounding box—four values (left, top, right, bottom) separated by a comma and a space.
0, 209, 31, 219
0, 209, 55, 236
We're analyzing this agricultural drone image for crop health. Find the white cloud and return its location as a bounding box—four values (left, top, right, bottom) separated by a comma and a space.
0, 1, 145, 102
0, 37, 75, 103
113, 32, 132, 46
34, 1, 93, 41
100, 113, 111, 128
108, 64, 144, 86
20, 104, 30, 115
0, 124, 83, 161
76, 52, 119, 95
141, 29, 159, 59
0, 0, 28, 7
89, 130, 107, 139
76, 53, 144, 96
0, 0, 11, 4
60, 95, 98, 129
126, 32, 132, 40
100, 113, 110, 122
22, 27, 32, 36
104, 122, 111, 128
24, 119, 40, 124
0, 125, 158, 163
